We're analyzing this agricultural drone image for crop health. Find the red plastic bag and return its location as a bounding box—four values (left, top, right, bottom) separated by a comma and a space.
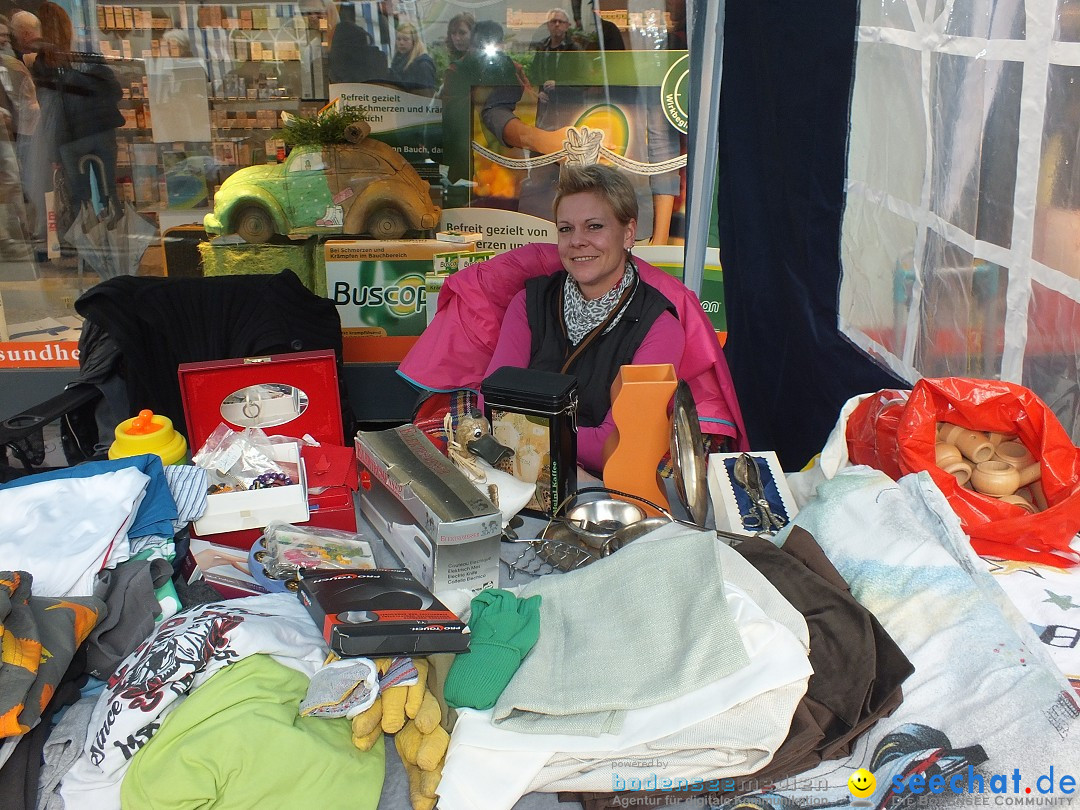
846, 378, 1080, 567
846, 389, 910, 481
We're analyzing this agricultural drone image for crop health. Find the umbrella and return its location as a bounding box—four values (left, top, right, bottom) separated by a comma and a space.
102, 200, 157, 278
63, 200, 112, 286
64, 154, 158, 280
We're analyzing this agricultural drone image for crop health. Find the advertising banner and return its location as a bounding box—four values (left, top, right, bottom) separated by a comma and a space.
330, 83, 442, 174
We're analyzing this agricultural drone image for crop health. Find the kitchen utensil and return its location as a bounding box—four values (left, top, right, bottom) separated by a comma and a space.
733, 453, 787, 533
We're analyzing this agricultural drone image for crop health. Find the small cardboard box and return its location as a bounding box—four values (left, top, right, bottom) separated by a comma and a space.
425, 246, 477, 326
297, 568, 470, 657
325, 239, 455, 339
707, 451, 798, 536
435, 229, 484, 245
355, 425, 501, 596
182, 535, 270, 599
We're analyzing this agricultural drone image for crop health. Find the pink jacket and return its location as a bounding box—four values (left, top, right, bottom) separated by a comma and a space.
397, 243, 749, 449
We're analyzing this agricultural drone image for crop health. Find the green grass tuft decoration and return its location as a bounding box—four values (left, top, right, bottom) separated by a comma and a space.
280, 106, 369, 146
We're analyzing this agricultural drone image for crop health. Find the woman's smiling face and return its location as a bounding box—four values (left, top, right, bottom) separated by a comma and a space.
556, 191, 636, 300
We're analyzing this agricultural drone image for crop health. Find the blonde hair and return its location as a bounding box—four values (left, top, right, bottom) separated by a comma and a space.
395, 22, 427, 68
554, 164, 638, 224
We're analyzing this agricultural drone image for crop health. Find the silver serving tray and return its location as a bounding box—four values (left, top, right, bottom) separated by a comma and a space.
670, 379, 709, 526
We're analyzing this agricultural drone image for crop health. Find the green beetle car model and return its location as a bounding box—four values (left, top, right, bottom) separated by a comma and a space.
204, 139, 441, 243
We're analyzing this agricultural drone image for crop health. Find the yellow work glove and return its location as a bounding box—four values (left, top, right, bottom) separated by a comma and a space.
396, 719, 451, 810
379, 657, 433, 734
396, 717, 450, 771
400, 757, 441, 810
349, 696, 383, 751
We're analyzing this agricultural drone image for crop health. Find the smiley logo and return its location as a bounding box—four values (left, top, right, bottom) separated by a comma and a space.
848, 768, 877, 798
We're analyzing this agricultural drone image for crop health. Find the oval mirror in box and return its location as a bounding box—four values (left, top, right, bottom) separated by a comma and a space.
220, 383, 309, 429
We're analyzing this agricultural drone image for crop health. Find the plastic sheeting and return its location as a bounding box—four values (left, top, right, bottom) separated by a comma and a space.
841, 0, 1080, 443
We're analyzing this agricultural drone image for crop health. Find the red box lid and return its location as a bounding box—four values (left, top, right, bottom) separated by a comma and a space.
178, 349, 344, 452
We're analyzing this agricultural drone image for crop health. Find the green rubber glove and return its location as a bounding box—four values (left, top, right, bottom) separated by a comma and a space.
444, 589, 542, 710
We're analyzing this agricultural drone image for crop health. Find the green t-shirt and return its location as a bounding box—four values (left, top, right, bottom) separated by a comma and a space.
121, 654, 385, 810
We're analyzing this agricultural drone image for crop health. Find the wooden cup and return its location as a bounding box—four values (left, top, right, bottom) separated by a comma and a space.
1000, 494, 1038, 514
970, 460, 1020, 497
1028, 480, 1049, 511
935, 443, 963, 467
1017, 461, 1042, 488
938, 423, 966, 445
941, 459, 973, 486
994, 441, 1035, 469
954, 430, 995, 464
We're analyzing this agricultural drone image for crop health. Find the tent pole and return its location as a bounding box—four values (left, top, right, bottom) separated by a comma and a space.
683, 0, 725, 295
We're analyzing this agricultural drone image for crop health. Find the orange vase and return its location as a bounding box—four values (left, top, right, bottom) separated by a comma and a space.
602, 364, 678, 516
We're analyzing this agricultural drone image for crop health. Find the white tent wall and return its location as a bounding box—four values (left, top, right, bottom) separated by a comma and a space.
840, 0, 1080, 442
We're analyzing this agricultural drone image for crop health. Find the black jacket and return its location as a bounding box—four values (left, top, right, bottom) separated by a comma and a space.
525, 271, 675, 428
33, 58, 124, 141
74, 270, 347, 440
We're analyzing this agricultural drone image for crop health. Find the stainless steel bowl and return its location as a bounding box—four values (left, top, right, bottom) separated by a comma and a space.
565, 499, 645, 532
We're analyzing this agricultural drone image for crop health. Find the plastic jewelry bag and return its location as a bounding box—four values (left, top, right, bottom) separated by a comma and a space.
192, 423, 293, 492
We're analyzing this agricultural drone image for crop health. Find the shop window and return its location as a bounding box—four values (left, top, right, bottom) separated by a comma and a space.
0, 0, 721, 379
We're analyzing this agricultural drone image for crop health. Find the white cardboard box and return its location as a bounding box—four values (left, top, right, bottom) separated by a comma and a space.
356, 425, 501, 597
193, 441, 309, 535
707, 451, 799, 536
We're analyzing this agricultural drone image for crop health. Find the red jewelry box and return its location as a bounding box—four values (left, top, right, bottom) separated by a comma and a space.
178, 349, 344, 451
178, 349, 357, 549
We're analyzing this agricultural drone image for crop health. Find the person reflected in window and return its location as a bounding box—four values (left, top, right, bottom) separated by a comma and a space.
10, 9, 49, 246
441, 20, 528, 190
529, 8, 581, 133
0, 13, 39, 259
445, 12, 475, 63
328, 2, 389, 84
579, 0, 624, 51
31, 3, 123, 227
389, 22, 435, 94
9, 10, 43, 66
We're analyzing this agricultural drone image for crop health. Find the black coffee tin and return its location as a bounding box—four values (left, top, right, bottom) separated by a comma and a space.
481, 366, 578, 517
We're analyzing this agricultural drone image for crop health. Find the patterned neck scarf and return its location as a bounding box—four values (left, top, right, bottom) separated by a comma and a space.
562, 261, 637, 346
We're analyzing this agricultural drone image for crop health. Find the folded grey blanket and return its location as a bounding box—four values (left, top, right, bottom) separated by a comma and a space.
492, 529, 750, 736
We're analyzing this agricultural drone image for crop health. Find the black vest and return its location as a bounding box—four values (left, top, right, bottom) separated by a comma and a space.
525, 271, 677, 428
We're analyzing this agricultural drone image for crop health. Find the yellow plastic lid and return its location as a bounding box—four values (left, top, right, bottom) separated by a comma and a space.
108, 410, 189, 466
